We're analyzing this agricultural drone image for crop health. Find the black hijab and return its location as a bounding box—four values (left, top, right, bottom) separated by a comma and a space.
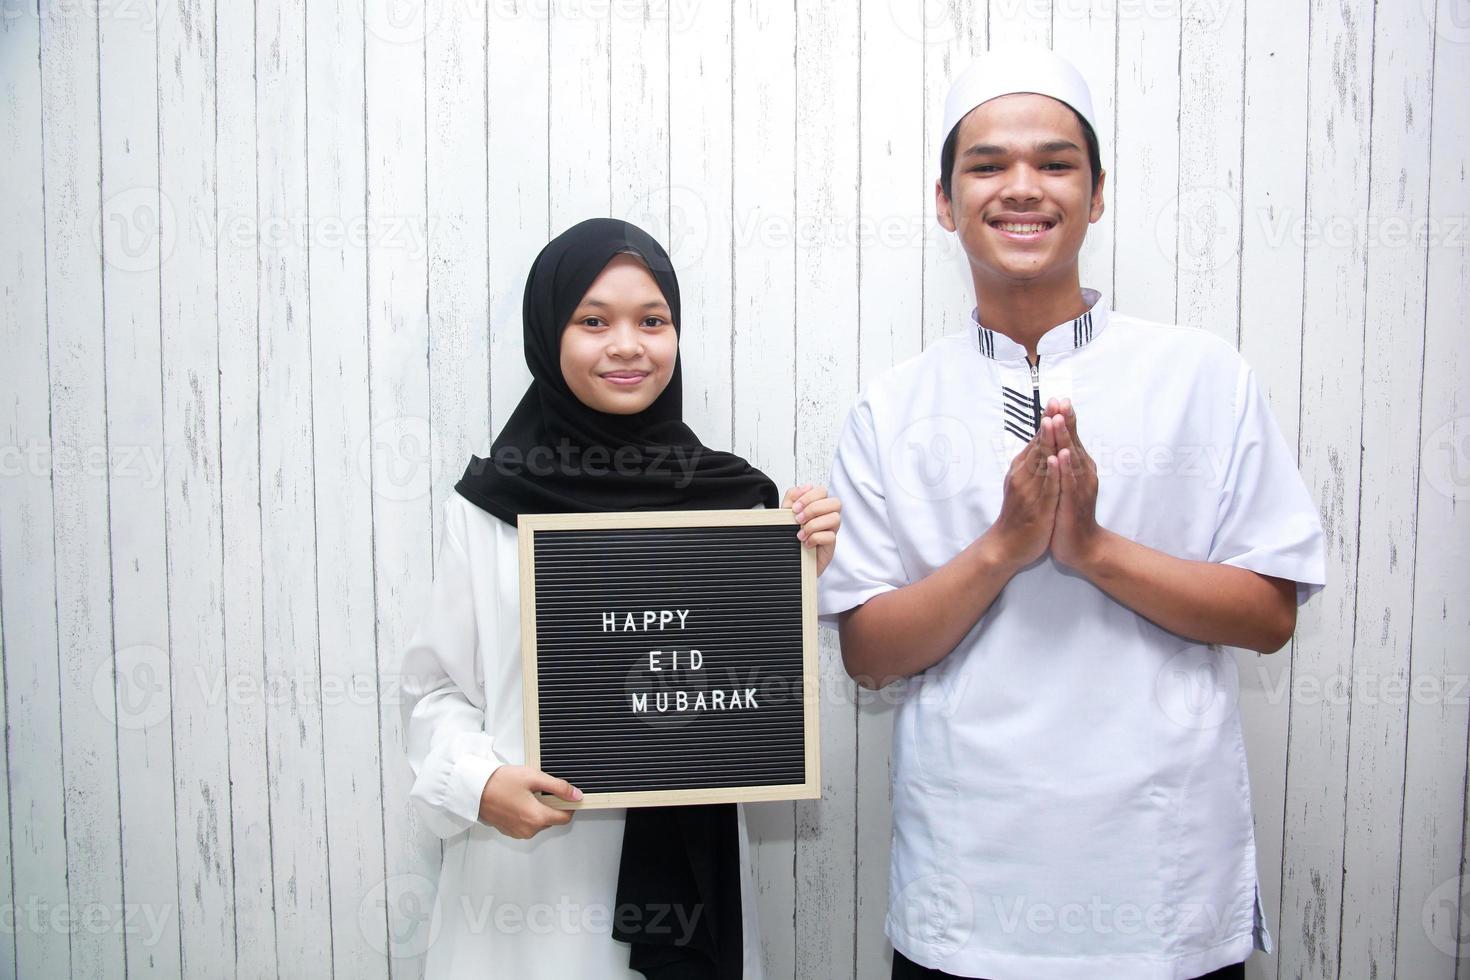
454, 217, 777, 523
454, 218, 772, 979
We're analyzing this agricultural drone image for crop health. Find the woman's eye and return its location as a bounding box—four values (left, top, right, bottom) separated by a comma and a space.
642, 317, 666, 329
581, 316, 605, 328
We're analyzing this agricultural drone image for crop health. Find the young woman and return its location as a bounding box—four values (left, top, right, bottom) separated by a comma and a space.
399, 218, 841, 978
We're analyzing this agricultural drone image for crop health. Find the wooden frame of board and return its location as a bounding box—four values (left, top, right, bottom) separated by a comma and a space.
518, 508, 820, 809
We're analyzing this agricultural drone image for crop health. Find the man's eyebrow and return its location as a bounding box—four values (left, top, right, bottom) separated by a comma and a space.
961, 139, 1084, 156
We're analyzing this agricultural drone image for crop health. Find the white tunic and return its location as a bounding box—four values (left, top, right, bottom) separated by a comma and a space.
399, 492, 766, 978
817, 289, 1326, 980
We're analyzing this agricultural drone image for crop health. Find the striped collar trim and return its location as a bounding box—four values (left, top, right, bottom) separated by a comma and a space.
970, 288, 1109, 361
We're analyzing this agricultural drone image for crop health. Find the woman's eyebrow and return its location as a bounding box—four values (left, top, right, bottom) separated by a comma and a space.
962, 138, 1082, 157
579, 298, 669, 310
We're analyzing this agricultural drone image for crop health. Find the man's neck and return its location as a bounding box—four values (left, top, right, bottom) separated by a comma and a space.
972, 270, 1090, 362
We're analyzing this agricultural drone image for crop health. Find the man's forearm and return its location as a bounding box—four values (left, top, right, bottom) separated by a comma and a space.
838, 529, 1021, 689
1075, 529, 1297, 654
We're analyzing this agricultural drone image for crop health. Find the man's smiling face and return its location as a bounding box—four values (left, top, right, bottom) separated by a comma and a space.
936, 93, 1106, 289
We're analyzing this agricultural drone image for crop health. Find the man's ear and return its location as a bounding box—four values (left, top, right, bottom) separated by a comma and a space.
935, 179, 957, 232
1089, 169, 1107, 224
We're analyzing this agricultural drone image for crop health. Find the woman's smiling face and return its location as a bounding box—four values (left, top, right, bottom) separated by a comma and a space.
936, 92, 1106, 288
558, 252, 678, 415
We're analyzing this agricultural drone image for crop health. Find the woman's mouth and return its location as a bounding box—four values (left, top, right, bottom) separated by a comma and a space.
601, 371, 649, 386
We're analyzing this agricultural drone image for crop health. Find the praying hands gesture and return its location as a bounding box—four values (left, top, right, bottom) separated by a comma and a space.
989, 396, 1099, 570
988, 394, 1297, 653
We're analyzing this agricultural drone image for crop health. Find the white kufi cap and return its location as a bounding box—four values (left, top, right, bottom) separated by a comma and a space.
940, 46, 1099, 163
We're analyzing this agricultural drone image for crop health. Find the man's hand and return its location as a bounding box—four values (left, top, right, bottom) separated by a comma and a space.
478, 765, 582, 839
1045, 397, 1105, 570
986, 410, 1062, 568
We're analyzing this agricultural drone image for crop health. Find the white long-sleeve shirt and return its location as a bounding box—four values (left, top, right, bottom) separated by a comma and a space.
817, 290, 1327, 979
400, 492, 765, 977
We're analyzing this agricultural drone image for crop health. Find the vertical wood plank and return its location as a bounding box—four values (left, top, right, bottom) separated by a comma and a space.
364, 1, 436, 973
0, 3, 68, 974
667, 0, 733, 444
1052, 1, 1118, 300
214, 0, 277, 975
793, 3, 859, 977
1235, 3, 1311, 976
1176, 1, 1245, 342
40, 2, 125, 974
486, 2, 549, 435
215, 0, 276, 972
307, 0, 389, 975
156, 0, 235, 973
610, 0, 671, 246
919, 0, 986, 350
549, 0, 611, 231
1111, 1, 1179, 322
1397, 2, 1470, 975
428, 0, 490, 524
256, 0, 332, 973
853, 0, 928, 973
1278, 1, 1375, 977
1337, 1, 1436, 976
97, 0, 184, 974
732, 1, 798, 973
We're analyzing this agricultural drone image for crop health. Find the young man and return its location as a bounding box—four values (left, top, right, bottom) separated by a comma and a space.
818, 47, 1326, 980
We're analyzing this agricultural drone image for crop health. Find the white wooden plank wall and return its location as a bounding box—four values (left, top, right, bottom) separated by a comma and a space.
0, 1, 1465, 977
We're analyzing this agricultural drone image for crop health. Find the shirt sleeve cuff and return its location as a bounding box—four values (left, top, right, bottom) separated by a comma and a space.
442, 747, 505, 827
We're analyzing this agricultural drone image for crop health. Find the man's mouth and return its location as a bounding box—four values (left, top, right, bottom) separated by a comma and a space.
989, 218, 1056, 240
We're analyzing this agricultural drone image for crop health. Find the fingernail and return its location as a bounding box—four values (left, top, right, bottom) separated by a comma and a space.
572, 787, 583, 800
793, 501, 803, 513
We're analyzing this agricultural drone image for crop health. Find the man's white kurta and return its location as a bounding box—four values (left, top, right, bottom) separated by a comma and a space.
818, 290, 1326, 980
399, 493, 766, 978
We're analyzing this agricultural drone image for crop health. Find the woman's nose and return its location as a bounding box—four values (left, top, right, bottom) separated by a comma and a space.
606, 323, 644, 357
